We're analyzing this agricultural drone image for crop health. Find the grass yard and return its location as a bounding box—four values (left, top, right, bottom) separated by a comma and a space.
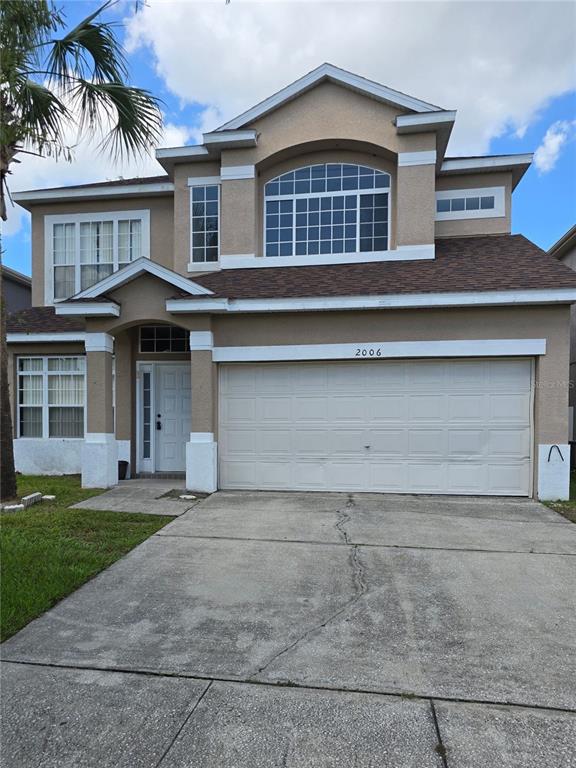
544, 470, 576, 524
1, 475, 172, 643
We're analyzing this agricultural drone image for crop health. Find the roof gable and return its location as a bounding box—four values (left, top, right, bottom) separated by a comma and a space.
216, 63, 443, 131
71, 258, 213, 300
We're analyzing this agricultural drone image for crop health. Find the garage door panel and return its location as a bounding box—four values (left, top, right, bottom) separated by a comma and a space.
219, 360, 532, 496
409, 395, 447, 420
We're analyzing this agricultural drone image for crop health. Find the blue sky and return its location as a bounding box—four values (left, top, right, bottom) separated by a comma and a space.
3, 0, 575, 275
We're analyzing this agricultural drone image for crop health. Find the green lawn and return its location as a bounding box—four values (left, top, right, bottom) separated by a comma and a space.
544, 470, 576, 524
1, 475, 172, 643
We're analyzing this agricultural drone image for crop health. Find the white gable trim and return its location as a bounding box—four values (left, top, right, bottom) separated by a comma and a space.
441, 154, 533, 173
166, 288, 576, 314
73, 258, 213, 299
12, 182, 173, 203
217, 63, 440, 131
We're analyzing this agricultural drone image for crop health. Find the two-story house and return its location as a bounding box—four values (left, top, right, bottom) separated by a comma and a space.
7, 64, 576, 499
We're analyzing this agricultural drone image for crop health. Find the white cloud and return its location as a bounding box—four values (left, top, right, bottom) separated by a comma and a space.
534, 119, 576, 173
126, 0, 576, 156
4, 118, 190, 237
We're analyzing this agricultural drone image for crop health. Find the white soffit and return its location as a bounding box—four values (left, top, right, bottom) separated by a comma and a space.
12, 182, 174, 205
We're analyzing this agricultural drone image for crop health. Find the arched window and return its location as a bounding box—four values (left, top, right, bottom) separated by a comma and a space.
264, 163, 390, 258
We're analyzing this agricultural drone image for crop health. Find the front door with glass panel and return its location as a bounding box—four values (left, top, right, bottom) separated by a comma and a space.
139, 363, 190, 473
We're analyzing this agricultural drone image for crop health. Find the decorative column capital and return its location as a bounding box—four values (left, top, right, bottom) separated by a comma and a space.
189, 331, 214, 352
85, 332, 114, 354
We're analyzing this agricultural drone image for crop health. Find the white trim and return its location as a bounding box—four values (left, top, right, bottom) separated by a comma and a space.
187, 262, 221, 273
7, 332, 85, 344
213, 339, 547, 363
220, 244, 435, 270
166, 288, 576, 315
203, 130, 257, 146
13, 182, 173, 204
82, 433, 118, 488
44, 210, 151, 305
435, 187, 505, 221
441, 154, 533, 173
156, 145, 209, 160
217, 63, 440, 131
398, 151, 437, 167
55, 302, 120, 317
187, 176, 221, 186
396, 111, 456, 132
189, 331, 214, 351
85, 333, 114, 354
73, 257, 213, 298
221, 165, 255, 181
189, 432, 215, 442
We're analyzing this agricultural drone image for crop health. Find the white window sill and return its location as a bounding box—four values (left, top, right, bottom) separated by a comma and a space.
187, 262, 221, 273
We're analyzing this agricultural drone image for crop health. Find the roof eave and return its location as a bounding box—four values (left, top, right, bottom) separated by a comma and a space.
440, 154, 533, 189
12, 182, 174, 208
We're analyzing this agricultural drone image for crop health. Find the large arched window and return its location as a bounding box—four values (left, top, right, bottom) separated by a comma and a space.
264, 163, 390, 258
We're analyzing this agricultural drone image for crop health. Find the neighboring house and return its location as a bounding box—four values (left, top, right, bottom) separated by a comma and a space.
6, 63, 576, 499
1, 265, 32, 313
549, 224, 576, 442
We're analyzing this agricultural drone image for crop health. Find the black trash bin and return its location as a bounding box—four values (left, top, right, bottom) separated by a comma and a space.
118, 460, 129, 480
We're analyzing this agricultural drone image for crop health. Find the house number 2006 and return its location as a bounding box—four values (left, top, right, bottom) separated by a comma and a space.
355, 348, 382, 357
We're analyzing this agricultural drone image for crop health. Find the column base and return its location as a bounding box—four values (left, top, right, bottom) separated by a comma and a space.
82, 433, 119, 488
186, 432, 217, 493
537, 444, 570, 500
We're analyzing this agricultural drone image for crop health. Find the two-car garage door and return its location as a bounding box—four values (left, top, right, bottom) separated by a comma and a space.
219, 359, 533, 496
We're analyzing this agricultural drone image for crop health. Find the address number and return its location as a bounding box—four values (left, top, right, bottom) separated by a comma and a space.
355, 348, 382, 357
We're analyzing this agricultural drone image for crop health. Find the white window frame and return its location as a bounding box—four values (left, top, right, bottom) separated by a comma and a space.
44, 210, 151, 304
17, 356, 86, 439
435, 187, 505, 221
263, 164, 392, 260
188, 177, 221, 271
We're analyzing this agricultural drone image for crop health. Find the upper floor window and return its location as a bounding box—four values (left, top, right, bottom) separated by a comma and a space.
46, 210, 150, 302
18, 356, 85, 438
140, 325, 188, 353
435, 187, 505, 221
190, 184, 219, 264
264, 164, 390, 258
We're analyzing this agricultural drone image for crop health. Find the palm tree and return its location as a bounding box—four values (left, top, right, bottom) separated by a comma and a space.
0, 0, 163, 499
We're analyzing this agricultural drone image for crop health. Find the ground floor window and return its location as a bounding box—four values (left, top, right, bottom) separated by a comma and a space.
18, 357, 85, 438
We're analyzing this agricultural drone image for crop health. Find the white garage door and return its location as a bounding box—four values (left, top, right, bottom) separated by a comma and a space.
219, 359, 533, 495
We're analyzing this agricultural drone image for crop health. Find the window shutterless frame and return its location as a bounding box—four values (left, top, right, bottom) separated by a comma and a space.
188, 177, 221, 268
17, 356, 86, 439
44, 210, 151, 304
263, 164, 391, 259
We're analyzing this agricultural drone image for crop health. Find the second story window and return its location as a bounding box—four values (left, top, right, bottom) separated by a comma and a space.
264, 164, 390, 258
46, 210, 150, 302
190, 184, 219, 263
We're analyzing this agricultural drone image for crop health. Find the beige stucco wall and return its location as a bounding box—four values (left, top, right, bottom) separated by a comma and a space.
31, 196, 174, 306
86, 350, 114, 433
220, 178, 258, 257
397, 163, 436, 246
173, 162, 221, 276
434, 171, 512, 238
213, 304, 571, 494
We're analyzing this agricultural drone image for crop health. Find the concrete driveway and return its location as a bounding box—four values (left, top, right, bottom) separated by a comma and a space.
2, 491, 576, 767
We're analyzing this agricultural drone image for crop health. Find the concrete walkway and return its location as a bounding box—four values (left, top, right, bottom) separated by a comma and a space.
72, 479, 199, 516
2, 491, 576, 766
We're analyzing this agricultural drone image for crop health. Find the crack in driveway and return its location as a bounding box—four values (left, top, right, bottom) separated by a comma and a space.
251, 496, 368, 680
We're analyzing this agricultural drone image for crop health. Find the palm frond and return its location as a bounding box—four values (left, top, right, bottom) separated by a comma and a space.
70, 79, 162, 160
46, 1, 128, 84
1, 77, 70, 152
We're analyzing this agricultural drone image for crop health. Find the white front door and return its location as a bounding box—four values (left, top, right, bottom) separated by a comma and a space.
155, 364, 191, 472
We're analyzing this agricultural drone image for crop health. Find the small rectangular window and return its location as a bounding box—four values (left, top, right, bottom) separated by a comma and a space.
139, 326, 188, 353
435, 188, 504, 221
190, 185, 220, 263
